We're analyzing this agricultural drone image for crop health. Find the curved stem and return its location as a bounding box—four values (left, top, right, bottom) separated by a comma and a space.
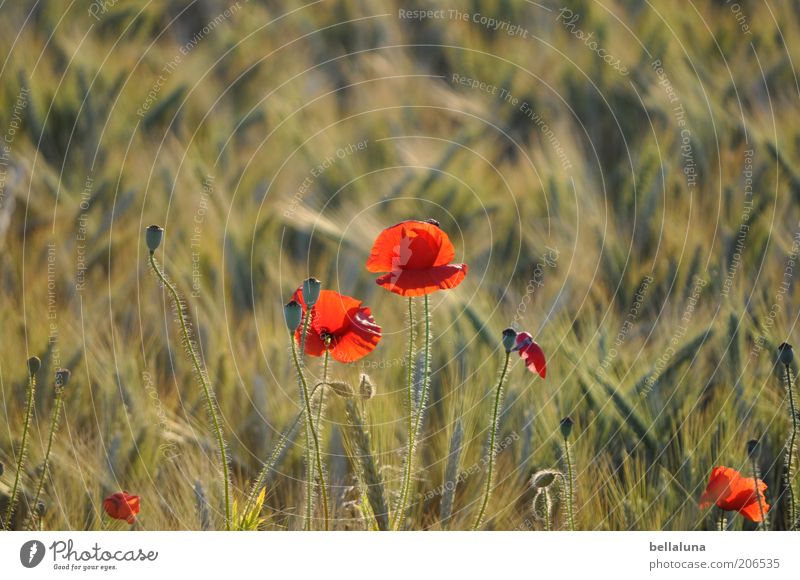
564, 437, 575, 531
784, 363, 798, 530
290, 337, 329, 530
472, 351, 511, 530
543, 489, 552, 531
28, 385, 66, 529
149, 252, 231, 530
3, 373, 36, 530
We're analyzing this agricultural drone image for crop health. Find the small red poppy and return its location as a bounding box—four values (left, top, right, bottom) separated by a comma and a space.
514, 332, 546, 378
699, 466, 769, 522
292, 288, 381, 363
366, 220, 468, 297
103, 491, 140, 524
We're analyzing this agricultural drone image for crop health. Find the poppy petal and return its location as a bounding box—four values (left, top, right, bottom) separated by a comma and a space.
375, 263, 467, 296
519, 341, 547, 378
366, 221, 456, 272
329, 307, 382, 363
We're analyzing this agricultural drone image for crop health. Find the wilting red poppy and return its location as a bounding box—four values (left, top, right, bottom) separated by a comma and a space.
699, 466, 769, 522
514, 332, 546, 378
103, 491, 140, 524
366, 220, 468, 296
292, 288, 381, 363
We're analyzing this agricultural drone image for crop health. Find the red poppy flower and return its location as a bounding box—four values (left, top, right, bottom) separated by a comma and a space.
698, 466, 769, 522
514, 332, 546, 378
366, 220, 468, 296
103, 491, 140, 524
292, 288, 381, 363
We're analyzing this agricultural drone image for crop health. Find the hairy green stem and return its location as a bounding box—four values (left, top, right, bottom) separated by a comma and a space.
543, 489, 552, 531
149, 252, 231, 530
395, 296, 430, 530
3, 373, 36, 530
472, 351, 511, 530
750, 455, 767, 530
784, 363, 798, 530
290, 337, 329, 530
563, 437, 575, 531
298, 309, 315, 529
28, 385, 66, 529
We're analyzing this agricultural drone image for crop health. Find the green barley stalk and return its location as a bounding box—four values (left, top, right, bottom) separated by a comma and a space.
28, 369, 70, 530
148, 248, 232, 530
3, 357, 39, 530
472, 350, 511, 530
440, 417, 464, 529
290, 336, 330, 530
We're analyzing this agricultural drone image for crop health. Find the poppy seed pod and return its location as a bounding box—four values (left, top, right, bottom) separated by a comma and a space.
501, 328, 517, 353
27, 356, 41, 376
302, 277, 322, 307
560, 417, 574, 439
778, 342, 794, 366
145, 225, 164, 253
747, 439, 759, 458
55, 368, 71, 388
284, 300, 302, 331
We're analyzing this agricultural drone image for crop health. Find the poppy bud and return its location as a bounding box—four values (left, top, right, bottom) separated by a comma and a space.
532, 469, 560, 489
501, 328, 517, 353
27, 356, 41, 376
778, 342, 794, 366
746, 439, 759, 458
284, 300, 302, 331
302, 277, 322, 307
145, 225, 164, 253
327, 381, 354, 398
560, 417, 574, 439
55, 368, 71, 388
37, 501, 46, 516
359, 374, 375, 400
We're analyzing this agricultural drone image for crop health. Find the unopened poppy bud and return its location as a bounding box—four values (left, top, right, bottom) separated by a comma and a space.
532, 469, 559, 489
145, 225, 164, 253
327, 381, 354, 398
746, 439, 759, 458
55, 368, 71, 388
778, 342, 794, 366
284, 300, 302, 330
560, 417, 574, 439
302, 277, 322, 307
502, 328, 517, 353
27, 356, 41, 376
359, 374, 375, 400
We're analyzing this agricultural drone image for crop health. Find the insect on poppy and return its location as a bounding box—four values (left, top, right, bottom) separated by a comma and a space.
366, 219, 468, 296
103, 491, 140, 524
292, 287, 381, 363
698, 466, 769, 522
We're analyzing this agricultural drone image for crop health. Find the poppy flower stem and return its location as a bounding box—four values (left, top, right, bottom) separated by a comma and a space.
395, 296, 430, 530
562, 436, 576, 531
472, 351, 511, 530
148, 252, 231, 531
783, 363, 798, 530
749, 455, 767, 530
28, 382, 67, 530
298, 309, 315, 529
3, 369, 36, 530
290, 336, 330, 530
717, 509, 728, 531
